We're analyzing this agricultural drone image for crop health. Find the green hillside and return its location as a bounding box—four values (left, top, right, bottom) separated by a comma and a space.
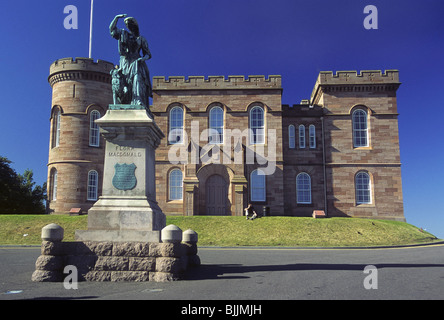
0, 215, 439, 247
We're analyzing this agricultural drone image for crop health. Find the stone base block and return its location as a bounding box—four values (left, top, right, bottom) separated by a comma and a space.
32, 240, 199, 282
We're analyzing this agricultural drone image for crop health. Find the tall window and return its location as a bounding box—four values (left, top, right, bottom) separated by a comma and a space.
296, 173, 311, 204
87, 170, 99, 201
249, 106, 265, 145
52, 109, 61, 148
169, 169, 183, 200
288, 125, 295, 149
51, 169, 58, 201
309, 125, 316, 149
352, 109, 368, 147
89, 110, 101, 147
299, 125, 306, 148
169, 107, 184, 144
250, 169, 266, 201
355, 171, 371, 204
209, 106, 224, 144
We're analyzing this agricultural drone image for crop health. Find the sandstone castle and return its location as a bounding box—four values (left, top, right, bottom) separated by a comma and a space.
47, 57, 404, 221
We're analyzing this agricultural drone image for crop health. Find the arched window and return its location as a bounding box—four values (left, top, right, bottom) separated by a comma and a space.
169, 169, 183, 200
355, 171, 371, 204
52, 109, 61, 148
309, 125, 316, 149
352, 109, 368, 147
89, 110, 101, 147
299, 125, 306, 148
169, 106, 184, 144
250, 169, 266, 201
209, 106, 224, 144
51, 169, 58, 201
288, 125, 295, 149
296, 173, 311, 204
87, 170, 99, 201
249, 106, 265, 145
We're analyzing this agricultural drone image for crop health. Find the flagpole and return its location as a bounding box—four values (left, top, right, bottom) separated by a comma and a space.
89, 0, 94, 58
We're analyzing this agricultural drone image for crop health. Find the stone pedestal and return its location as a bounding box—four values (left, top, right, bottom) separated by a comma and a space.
75, 106, 166, 242
33, 224, 200, 282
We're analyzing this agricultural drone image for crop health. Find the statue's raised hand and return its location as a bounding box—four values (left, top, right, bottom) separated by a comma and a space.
116, 14, 128, 19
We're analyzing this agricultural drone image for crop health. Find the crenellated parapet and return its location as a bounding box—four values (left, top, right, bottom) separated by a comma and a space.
152, 75, 282, 91
316, 69, 400, 85
311, 69, 401, 104
48, 57, 114, 87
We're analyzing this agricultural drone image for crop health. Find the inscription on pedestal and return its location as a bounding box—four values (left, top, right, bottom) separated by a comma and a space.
108, 146, 142, 158
112, 163, 137, 190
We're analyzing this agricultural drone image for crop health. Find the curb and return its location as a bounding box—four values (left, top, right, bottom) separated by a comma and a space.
198, 240, 444, 250
2, 241, 443, 250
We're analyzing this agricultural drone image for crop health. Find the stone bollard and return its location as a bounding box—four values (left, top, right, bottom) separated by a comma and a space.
182, 229, 198, 243
182, 229, 200, 267
41, 223, 64, 242
161, 224, 182, 243
156, 225, 184, 281
32, 223, 65, 282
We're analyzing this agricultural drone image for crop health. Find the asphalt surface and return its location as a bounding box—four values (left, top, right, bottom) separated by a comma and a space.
0, 244, 443, 302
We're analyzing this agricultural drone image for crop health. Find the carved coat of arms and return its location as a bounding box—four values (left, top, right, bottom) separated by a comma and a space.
112, 163, 137, 190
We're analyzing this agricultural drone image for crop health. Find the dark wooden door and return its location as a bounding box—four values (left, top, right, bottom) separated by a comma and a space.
206, 174, 228, 215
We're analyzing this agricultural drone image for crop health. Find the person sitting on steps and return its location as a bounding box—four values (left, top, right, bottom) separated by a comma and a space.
245, 203, 258, 220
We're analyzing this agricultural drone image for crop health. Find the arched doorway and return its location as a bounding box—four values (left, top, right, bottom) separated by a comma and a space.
205, 174, 228, 215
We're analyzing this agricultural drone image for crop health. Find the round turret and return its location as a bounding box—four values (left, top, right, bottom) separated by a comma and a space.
47, 57, 114, 214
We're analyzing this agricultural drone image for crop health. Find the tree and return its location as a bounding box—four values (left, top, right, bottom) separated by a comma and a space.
0, 156, 46, 214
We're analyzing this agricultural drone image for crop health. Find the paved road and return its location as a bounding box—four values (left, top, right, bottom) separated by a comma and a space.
1, 244, 443, 302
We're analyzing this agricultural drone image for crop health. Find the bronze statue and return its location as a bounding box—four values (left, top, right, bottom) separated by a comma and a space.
110, 14, 152, 108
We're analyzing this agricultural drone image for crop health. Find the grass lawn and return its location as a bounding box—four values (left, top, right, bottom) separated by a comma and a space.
168, 216, 440, 247
0, 214, 439, 247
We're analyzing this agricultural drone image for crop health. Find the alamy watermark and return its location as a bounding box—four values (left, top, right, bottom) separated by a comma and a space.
363, 5, 378, 30
168, 121, 277, 175
63, 265, 78, 290
63, 5, 78, 30
363, 265, 378, 289
63, 4, 379, 31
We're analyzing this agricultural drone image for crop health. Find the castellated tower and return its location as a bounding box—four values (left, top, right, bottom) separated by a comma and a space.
47, 57, 114, 214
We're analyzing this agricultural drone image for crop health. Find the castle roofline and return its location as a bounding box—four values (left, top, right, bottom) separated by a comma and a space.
49, 57, 114, 77
310, 69, 401, 104
152, 75, 282, 91
315, 69, 399, 85
48, 57, 114, 87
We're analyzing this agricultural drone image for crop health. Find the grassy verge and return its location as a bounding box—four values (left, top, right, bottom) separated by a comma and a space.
168, 216, 439, 247
0, 215, 439, 247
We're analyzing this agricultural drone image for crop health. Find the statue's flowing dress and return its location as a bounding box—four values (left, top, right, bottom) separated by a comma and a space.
110, 27, 152, 107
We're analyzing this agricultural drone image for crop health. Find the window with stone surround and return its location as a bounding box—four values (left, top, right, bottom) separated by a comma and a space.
52, 109, 61, 148
87, 170, 99, 201
355, 171, 371, 204
352, 109, 368, 147
209, 106, 224, 144
296, 172, 311, 204
250, 169, 266, 202
249, 106, 265, 145
298, 125, 306, 148
169, 106, 184, 144
288, 125, 295, 149
169, 169, 183, 201
50, 169, 58, 201
309, 125, 316, 149
89, 110, 101, 147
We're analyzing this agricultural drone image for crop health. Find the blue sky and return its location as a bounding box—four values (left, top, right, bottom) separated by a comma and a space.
0, 0, 443, 238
